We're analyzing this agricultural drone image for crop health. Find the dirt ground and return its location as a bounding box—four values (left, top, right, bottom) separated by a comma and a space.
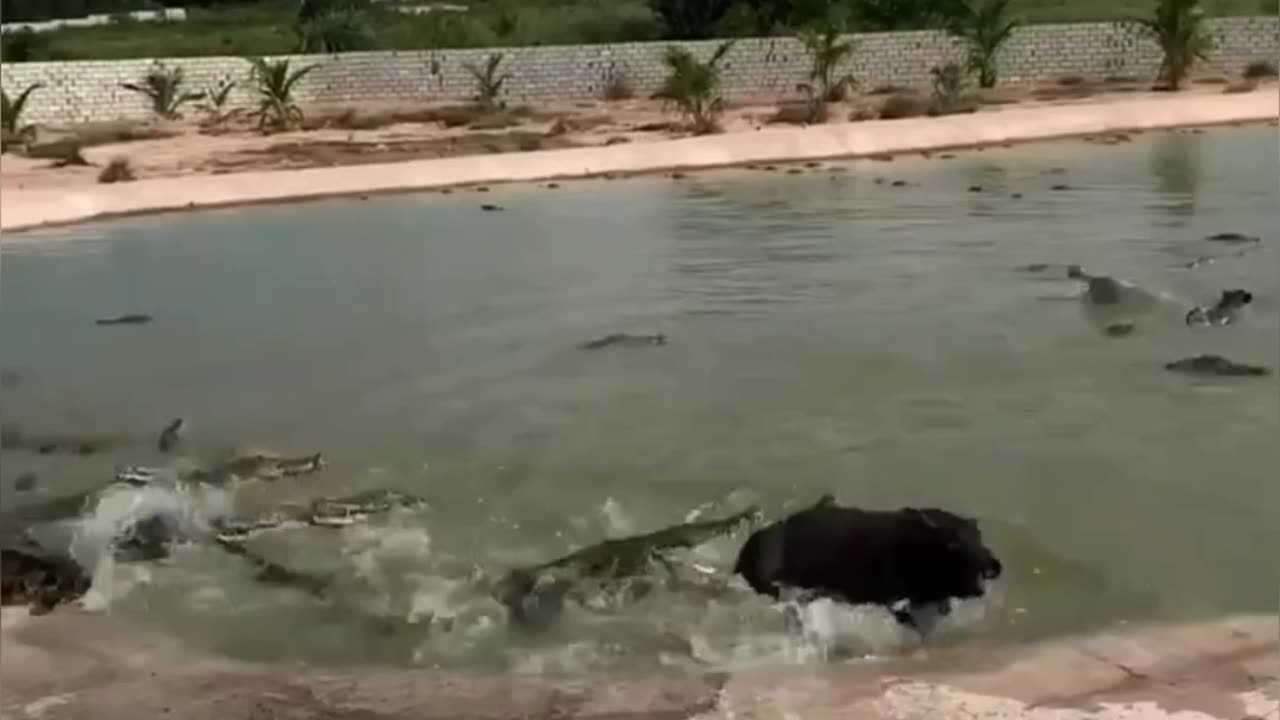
2, 75, 1272, 193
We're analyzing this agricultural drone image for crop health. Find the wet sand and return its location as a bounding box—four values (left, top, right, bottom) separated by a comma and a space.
1, 89, 1274, 234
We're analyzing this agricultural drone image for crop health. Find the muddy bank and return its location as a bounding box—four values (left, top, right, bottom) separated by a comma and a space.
1, 90, 1273, 234
1, 608, 1274, 720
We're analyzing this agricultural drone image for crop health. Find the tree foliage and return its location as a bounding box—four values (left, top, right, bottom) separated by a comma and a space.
1, 82, 43, 151
246, 56, 318, 131
851, 0, 967, 31
648, 0, 737, 39
120, 62, 204, 119
658, 40, 735, 134
948, 0, 1019, 88
295, 0, 378, 52
1130, 0, 1214, 90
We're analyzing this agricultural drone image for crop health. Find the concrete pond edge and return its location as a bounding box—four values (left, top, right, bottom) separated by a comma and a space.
0, 608, 1276, 720
1, 90, 1275, 235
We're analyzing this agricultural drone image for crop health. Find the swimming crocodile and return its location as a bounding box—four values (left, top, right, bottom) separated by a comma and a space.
1164, 355, 1271, 378
577, 333, 668, 350
1066, 265, 1125, 305
157, 418, 186, 453
2, 417, 189, 457
118, 451, 325, 487
1, 423, 133, 456
1184, 289, 1252, 327
95, 314, 153, 326
493, 505, 762, 629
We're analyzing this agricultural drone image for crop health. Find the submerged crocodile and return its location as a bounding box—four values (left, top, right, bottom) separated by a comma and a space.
1164, 355, 1271, 378
3, 417, 193, 458
95, 314, 153, 326
577, 333, 668, 351
493, 505, 762, 629
1066, 265, 1126, 305
1, 423, 134, 456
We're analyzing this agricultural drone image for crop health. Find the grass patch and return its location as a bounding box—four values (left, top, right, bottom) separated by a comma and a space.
1030, 83, 1100, 100
70, 120, 178, 146
878, 92, 930, 119
1223, 79, 1259, 93
211, 130, 582, 171
297, 104, 542, 132
766, 102, 819, 125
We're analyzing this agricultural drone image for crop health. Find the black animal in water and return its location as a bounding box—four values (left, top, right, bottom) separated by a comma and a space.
1185, 289, 1252, 327
733, 496, 1003, 631
1164, 355, 1271, 377
577, 333, 668, 350
95, 314, 153, 326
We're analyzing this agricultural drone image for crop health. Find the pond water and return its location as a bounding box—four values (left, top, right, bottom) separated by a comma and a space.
1, 125, 1276, 672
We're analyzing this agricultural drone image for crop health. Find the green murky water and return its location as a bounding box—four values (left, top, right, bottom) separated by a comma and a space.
2, 125, 1276, 671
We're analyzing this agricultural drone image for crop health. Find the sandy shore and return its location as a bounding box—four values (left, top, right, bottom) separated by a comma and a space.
1, 89, 1274, 233
1, 607, 1275, 720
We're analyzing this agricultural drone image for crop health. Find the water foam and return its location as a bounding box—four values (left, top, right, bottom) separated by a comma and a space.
69, 481, 234, 610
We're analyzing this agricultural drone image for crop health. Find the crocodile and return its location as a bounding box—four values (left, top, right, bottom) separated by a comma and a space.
1164, 355, 1271, 378
157, 418, 186, 453
2, 484, 429, 612
493, 505, 762, 629
1066, 265, 1125, 305
1, 417, 187, 457
1184, 289, 1253, 327
577, 333, 668, 350
95, 314, 153, 326
0, 423, 133, 456
117, 451, 325, 487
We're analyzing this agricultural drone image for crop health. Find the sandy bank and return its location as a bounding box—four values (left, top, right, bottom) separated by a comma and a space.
1, 609, 1275, 720
1, 90, 1275, 233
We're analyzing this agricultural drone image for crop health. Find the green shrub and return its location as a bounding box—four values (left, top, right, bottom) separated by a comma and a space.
948, 0, 1019, 88
464, 53, 511, 110
1130, 0, 1214, 90
878, 91, 928, 119
658, 41, 734, 134
1, 82, 42, 151
120, 62, 204, 120
247, 57, 318, 131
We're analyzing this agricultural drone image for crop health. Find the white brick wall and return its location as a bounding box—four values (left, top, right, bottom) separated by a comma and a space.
2, 17, 1276, 126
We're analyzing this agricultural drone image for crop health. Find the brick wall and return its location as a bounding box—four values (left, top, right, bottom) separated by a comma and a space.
2, 16, 1276, 126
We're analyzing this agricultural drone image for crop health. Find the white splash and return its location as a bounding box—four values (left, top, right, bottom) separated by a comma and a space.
68, 482, 234, 611
600, 497, 635, 535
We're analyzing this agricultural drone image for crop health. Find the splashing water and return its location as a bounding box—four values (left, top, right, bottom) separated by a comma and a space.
600, 497, 635, 535
69, 482, 235, 611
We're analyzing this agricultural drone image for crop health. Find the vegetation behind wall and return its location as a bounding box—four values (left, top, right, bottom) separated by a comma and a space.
0, 0, 1272, 62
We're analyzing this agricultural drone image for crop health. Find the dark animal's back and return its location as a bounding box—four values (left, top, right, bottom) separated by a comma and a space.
734, 505, 998, 608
